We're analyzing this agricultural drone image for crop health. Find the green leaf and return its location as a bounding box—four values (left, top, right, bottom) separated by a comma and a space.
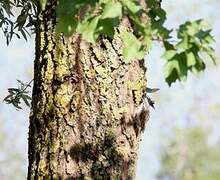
164, 61, 179, 86
16, 13, 27, 29
205, 46, 216, 65
101, 1, 122, 19
23, 98, 30, 107
196, 29, 213, 42
194, 56, 206, 72
4, 79, 33, 110
56, 14, 77, 36
8, 88, 20, 92
177, 53, 187, 80
150, 8, 166, 25
145, 0, 162, 6
96, 18, 119, 38
186, 52, 196, 66
123, 0, 142, 14
164, 59, 178, 77
22, 94, 32, 100
163, 41, 175, 50
77, 16, 100, 43
20, 28, 27, 41
162, 19, 216, 86
176, 35, 188, 50
4, 95, 12, 103
39, 0, 47, 10
162, 50, 176, 60
56, 0, 93, 16
21, 94, 32, 107
146, 87, 160, 93
121, 31, 144, 63
164, 53, 188, 85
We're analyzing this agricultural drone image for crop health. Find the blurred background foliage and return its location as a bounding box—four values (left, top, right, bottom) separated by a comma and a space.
0, 0, 220, 180
157, 127, 220, 180
0, 121, 26, 179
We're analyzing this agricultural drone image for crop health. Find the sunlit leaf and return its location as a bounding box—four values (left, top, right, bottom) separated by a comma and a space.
101, 1, 122, 19
121, 31, 144, 63
77, 16, 100, 43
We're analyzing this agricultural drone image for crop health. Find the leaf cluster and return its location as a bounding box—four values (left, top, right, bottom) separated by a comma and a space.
55, 0, 166, 62
0, 0, 37, 44
0, 0, 216, 89
4, 79, 32, 110
158, 127, 220, 180
53, 0, 216, 85
163, 20, 216, 86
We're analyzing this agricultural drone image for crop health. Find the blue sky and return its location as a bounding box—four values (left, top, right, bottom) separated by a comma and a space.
0, 1, 220, 179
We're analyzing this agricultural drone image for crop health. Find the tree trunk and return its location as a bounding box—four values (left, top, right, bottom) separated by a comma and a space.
28, 2, 149, 180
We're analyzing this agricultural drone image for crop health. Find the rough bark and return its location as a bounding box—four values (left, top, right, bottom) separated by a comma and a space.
28, 2, 149, 180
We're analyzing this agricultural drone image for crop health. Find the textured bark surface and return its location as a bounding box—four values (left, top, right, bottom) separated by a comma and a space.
28, 2, 149, 180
